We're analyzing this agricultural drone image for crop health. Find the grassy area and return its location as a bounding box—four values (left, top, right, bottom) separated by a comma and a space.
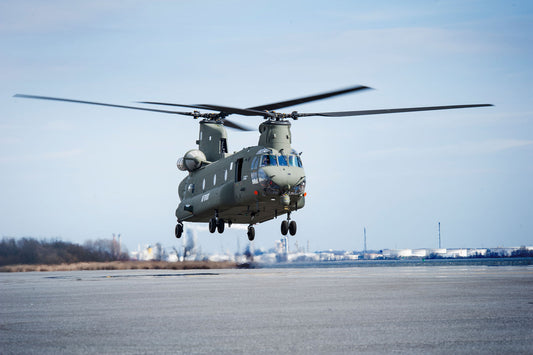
0, 260, 237, 272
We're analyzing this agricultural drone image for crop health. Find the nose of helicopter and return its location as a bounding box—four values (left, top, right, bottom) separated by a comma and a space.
258, 165, 305, 196
270, 173, 301, 190
269, 169, 305, 193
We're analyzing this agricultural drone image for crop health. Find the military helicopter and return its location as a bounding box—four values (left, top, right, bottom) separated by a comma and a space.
14, 85, 492, 241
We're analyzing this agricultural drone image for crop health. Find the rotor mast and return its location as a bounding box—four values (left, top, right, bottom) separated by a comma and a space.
258, 119, 292, 152
197, 120, 229, 162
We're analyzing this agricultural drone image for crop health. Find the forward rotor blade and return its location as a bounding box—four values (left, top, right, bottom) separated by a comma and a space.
14, 94, 195, 116
248, 85, 372, 111
196, 104, 272, 117
140, 101, 271, 117
296, 104, 493, 118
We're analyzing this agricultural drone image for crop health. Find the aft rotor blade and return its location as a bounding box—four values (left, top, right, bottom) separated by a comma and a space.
222, 118, 253, 131
140, 101, 271, 117
248, 85, 372, 111
14, 94, 196, 116
296, 104, 493, 117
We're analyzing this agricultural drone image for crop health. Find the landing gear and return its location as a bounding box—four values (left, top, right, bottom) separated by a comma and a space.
247, 225, 255, 241
289, 220, 297, 236
209, 216, 226, 234
209, 217, 217, 233
217, 218, 225, 233
281, 212, 297, 236
281, 220, 289, 236
175, 222, 184, 239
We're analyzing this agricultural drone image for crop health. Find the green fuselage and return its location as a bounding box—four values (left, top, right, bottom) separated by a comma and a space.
175, 120, 306, 225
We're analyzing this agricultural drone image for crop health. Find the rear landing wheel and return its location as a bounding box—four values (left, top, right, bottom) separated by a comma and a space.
217, 218, 225, 233
209, 218, 217, 233
247, 226, 255, 241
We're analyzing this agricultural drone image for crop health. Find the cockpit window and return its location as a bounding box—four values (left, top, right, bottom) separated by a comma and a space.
261, 155, 277, 166
288, 155, 296, 166
287, 155, 303, 167
261, 154, 302, 167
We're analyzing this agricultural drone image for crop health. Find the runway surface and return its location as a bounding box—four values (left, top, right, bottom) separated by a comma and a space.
1, 265, 532, 354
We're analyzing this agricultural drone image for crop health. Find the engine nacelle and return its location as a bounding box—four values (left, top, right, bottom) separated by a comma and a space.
177, 149, 207, 171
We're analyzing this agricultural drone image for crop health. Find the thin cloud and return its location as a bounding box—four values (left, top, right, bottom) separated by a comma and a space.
0, 1, 129, 34
0, 149, 83, 163
356, 139, 533, 161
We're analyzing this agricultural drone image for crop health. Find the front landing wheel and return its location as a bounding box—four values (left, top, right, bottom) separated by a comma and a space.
175, 223, 184, 239
281, 220, 289, 236
247, 226, 255, 241
289, 220, 297, 236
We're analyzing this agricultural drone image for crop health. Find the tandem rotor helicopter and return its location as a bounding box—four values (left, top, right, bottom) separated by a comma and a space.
14, 85, 492, 241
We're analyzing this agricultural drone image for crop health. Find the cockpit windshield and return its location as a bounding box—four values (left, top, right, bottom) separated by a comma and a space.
261, 154, 303, 167
261, 155, 278, 167
289, 155, 303, 167
287, 155, 295, 167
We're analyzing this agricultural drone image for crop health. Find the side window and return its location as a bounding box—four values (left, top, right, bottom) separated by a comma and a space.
251, 156, 259, 170
258, 168, 268, 182
220, 138, 228, 154
235, 158, 244, 182
224, 169, 228, 181
213, 174, 217, 186
202, 178, 206, 191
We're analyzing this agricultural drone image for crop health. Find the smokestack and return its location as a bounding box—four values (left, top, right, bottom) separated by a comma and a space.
438, 222, 441, 249
364, 227, 367, 253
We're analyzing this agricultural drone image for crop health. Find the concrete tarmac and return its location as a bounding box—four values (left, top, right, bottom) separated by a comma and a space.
1, 265, 532, 354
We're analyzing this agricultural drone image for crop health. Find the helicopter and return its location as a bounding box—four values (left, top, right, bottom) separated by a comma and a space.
14, 85, 492, 241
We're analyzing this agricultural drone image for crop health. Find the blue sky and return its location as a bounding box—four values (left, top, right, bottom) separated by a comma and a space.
1, 1, 532, 254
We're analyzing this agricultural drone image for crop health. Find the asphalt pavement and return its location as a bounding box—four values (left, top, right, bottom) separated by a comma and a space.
1, 265, 532, 354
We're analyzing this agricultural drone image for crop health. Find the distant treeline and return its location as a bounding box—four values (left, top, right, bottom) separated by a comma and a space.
0, 237, 129, 266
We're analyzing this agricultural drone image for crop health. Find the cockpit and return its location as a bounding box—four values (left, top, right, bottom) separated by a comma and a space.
260, 154, 303, 168
252, 149, 306, 196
